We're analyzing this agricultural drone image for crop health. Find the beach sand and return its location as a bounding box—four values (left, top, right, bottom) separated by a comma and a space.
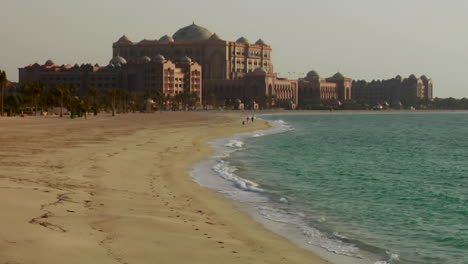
0, 112, 328, 264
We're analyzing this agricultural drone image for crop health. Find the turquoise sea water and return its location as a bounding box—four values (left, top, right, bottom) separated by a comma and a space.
227, 113, 468, 264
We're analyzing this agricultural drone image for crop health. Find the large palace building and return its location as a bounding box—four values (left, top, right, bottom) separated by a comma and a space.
19, 56, 202, 103
18, 23, 432, 109
298, 71, 353, 105
19, 23, 297, 109
113, 23, 274, 80
112, 23, 298, 107
352, 75, 434, 105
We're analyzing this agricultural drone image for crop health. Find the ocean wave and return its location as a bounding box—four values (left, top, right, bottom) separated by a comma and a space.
373, 252, 400, 264
303, 226, 360, 257
212, 161, 264, 193
252, 132, 265, 137
257, 206, 360, 257
225, 139, 245, 148
219, 190, 269, 203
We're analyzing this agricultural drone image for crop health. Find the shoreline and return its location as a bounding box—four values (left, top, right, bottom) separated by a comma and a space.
191, 116, 380, 264
0, 112, 329, 264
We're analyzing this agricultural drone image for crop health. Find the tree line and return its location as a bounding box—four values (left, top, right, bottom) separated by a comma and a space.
0, 70, 201, 117
298, 97, 468, 110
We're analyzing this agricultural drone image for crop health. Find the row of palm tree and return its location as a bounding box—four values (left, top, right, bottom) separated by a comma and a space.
1, 76, 202, 117
0, 70, 7, 116
152, 90, 200, 112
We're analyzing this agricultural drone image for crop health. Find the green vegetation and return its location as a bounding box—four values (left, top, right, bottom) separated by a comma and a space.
0, 70, 7, 116
298, 98, 468, 110
0, 74, 202, 117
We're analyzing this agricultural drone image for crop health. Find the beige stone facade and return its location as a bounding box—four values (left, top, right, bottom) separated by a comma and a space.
352, 75, 434, 105
112, 23, 273, 80
298, 71, 352, 106
19, 57, 202, 103
113, 23, 297, 107
204, 68, 298, 108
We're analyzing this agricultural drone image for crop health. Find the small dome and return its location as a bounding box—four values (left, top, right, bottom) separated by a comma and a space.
255, 39, 267, 45
116, 35, 133, 45
209, 33, 223, 41
109, 55, 127, 65
159, 35, 174, 42
172, 23, 213, 41
146, 98, 155, 104
331, 72, 345, 79
235, 99, 242, 104
253, 67, 267, 74
138, 56, 151, 63
236, 37, 250, 44
45, 59, 55, 66
153, 54, 166, 62
408, 74, 417, 80
138, 39, 156, 45
180, 56, 192, 63
306, 71, 319, 78
420, 75, 428, 81
94, 63, 100, 67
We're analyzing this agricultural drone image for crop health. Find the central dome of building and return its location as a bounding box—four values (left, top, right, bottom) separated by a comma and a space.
172, 23, 213, 41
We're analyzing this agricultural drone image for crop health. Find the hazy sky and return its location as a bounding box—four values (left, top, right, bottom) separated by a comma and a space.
2, 0, 467, 97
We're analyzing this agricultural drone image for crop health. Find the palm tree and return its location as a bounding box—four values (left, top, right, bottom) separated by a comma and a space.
208, 93, 217, 109
119, 88, 130, 113
189, 92, 200, 110
164, 94, 172, 111
0, 70, 7, 117
22, 81, 45, 115
88, 86, 100, 115
107, 88, 119, 116
5, 93, 23, 116
32, 81, 45, 115
154, 90, 165, 113
51, 83, 70, 117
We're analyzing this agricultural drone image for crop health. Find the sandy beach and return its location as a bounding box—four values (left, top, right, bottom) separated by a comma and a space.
0, 112, 328, 264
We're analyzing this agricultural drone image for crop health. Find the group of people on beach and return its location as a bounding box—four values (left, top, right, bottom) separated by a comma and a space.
242, 116, 255, 125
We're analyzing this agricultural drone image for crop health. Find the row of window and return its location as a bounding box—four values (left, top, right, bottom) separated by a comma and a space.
234, 60, 268, 66
232, 50, 269, 57
117, 48, 201, 57
42, 75, 117, 82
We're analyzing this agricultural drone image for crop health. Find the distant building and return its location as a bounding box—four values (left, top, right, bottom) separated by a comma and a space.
204, 68, 298, 108
112, 23, 297, 107
19, 56, 202, 103
112, 22, 274, 80
298, 71, 352, 106
352, 75, 434, 106
4, 81, 18, 95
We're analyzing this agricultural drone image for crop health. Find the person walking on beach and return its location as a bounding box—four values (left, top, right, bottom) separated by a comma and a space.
251, 116, 254, 123
246, 116, 250, 124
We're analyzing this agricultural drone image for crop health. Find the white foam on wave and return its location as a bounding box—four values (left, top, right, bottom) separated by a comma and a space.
252, 133, 265, 137
257, 206, 360, 257
220, 190, 269, 203
270, 119, 295, 132
212, 161, 264, 193
373, 252, 400, 264
225, 139, 245, 148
